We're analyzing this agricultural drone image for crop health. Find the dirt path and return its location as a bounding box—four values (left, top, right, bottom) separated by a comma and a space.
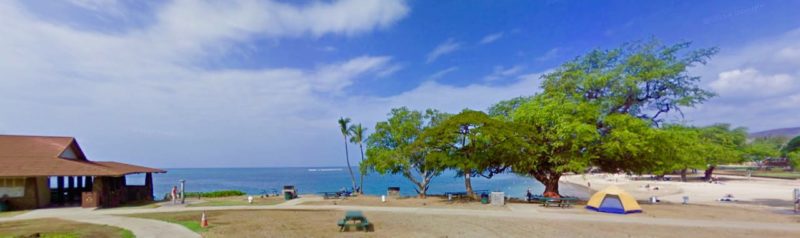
103, 197, 800, 232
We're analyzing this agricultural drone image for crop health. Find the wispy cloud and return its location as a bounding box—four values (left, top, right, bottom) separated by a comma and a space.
426, 38, 462, 63
426, 67, 459, 81
484, 65, 525, 81
479, 32, 504, 44
0, 0, 412, 167
536, 48, 561, 61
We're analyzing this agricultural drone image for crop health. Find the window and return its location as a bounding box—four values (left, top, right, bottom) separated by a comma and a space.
0, 178, 26, 198
60, 147, 78, 159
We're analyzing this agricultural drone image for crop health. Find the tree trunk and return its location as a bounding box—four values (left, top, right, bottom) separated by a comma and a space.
358, 143, 365, 194
533, 172, 562, 198
464, 171, 474, 199
417, 179, 429, 198
343, 136, 357, 192
704, 166, 716, 181
680, 168, 688, 182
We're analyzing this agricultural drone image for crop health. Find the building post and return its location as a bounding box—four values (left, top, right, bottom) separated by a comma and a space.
85, 176, 93, 190
67, 176, 75, 203
145, 173, 153, 201
56, 176, 64, 205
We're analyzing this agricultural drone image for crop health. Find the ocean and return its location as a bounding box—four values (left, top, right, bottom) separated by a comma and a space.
127, 167, 585, 199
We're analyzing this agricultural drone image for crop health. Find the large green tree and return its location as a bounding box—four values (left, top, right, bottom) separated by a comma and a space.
540, 40, 717, 125
416, 110, 527, 198
506, 39, 718, 195
743, 137, 786, 163
697, 124, 747, 180
362, 108, 449, 198
511, 94, 601, 197
651, 125, 708, 182
782, 136, 800, 155
338, 117, 358, 192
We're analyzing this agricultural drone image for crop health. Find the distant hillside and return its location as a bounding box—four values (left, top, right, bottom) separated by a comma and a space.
749, 127, 800, 139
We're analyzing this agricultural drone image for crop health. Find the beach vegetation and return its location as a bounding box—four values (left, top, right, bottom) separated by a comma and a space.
782, 136, 800, 155
362, 107, 450, 198
696, 124, 748, 180
503, 39, 719, 196
509, 94, 602, 197
415, 109, 528, 198
338, 117, 359, 193
743, 137, 785, 162
349, 123, 368, 194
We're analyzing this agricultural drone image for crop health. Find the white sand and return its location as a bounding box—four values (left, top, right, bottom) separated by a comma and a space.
562, 173, 800, 208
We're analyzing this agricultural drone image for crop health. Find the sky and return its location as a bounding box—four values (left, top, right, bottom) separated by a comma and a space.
1, 0, 799, 168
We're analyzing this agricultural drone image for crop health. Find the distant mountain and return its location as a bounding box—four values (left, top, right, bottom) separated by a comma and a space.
749, 127, 800, 139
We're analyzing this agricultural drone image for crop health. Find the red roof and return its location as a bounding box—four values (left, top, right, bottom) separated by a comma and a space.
0, 135, 165, 177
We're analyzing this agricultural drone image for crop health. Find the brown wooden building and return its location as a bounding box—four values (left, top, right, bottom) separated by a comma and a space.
0, 135, 165, 210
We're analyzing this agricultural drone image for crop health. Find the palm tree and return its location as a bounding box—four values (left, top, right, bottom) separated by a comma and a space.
349, 124, 368, 194
338, 117, 357, 193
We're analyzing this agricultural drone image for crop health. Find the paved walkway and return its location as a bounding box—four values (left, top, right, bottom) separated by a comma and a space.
0, 207, 199, 238
2, 196, 800, 236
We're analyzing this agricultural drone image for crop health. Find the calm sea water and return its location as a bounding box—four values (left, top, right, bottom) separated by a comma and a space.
127, 167, 586, 199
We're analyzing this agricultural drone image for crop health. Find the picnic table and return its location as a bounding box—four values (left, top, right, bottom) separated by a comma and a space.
444, 190, 489, 199
541, 196, 578, 208
338, 210, 371, 232
319, 192, 341, 199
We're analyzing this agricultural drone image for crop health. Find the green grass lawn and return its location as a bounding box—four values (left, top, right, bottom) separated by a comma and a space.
186, 196, 283, 207
752, 171, 800, 179
127, 211, 208, 233
0, 210, 28, 218
0, 218, 134, 238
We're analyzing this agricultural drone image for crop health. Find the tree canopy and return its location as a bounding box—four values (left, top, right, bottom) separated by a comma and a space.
510, 94, 601, 197
362, 107, 449, 198
416, 109, 528, 197
540, 40, 717, 125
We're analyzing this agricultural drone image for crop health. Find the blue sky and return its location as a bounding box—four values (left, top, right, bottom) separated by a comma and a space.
1, 0, 799, 168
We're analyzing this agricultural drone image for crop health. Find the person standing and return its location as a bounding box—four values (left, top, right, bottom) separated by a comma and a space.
171, 186, 178, 204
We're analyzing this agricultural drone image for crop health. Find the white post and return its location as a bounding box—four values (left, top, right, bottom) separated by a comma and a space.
179, 179, 186, 204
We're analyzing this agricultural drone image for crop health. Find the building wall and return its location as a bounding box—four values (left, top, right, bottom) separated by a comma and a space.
0, 177, 42, 210
35, 177, 50, 207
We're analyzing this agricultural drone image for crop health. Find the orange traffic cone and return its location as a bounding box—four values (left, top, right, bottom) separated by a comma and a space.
201, 211, 208, 228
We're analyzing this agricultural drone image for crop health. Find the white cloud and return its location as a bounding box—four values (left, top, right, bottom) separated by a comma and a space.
0, 0, 412, 167
479, 32, 503, 44
710, 68, 796, 99
679, 28, 800, 131
426, 67, 459, 81
484, 65, 526, 81
426, 38, 461, 63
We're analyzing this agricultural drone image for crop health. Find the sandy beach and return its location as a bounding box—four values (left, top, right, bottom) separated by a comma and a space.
562, 173, 800, 210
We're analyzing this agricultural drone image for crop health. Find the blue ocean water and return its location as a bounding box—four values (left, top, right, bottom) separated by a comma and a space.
129, 167, 581, 199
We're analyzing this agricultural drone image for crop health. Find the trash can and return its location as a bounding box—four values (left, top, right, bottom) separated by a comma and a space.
387, 187, 400, 198
284, 191, 294, 201
0, 201, 7, 212
480, 193, 489, 204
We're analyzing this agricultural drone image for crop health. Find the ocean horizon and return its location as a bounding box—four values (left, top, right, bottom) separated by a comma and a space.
126, 167, 587, 199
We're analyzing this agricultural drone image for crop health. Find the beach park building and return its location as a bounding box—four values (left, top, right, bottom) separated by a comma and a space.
0, 135, 165, 210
